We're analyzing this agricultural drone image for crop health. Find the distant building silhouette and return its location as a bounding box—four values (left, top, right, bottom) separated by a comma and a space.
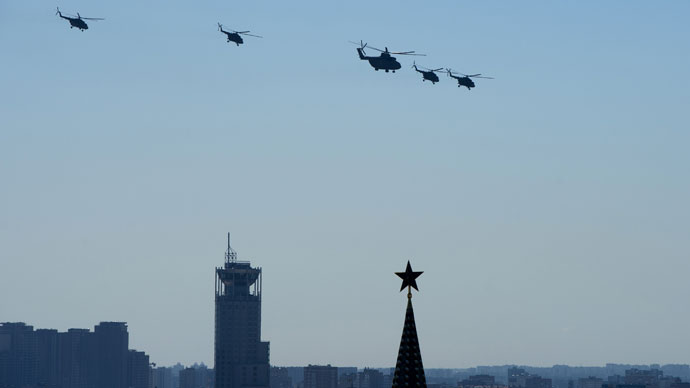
271, 367, 294, 388
153, 366, 175, 388
180, 364, 215, 388
304, 365, 338, 388
181, 367, 198, 388
214, 235, 270, 388
358, 368, 384, 388
0, 321, 150, 388
509, 368, 530, 388
625, 370, 663, 387
338, 373, 357, 388
507, 368, 552, 388
577, 377, 603, 388
459, 375, 507, 388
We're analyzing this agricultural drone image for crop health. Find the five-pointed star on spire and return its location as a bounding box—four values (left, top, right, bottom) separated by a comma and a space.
395, 260, 423, 292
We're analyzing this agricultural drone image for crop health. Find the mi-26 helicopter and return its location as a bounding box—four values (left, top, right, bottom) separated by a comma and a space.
351, 40, 424, 73
446, 69, 494, 90
56, 8, 104, 31
412, 62, 443, 84
218, 23, 262, 46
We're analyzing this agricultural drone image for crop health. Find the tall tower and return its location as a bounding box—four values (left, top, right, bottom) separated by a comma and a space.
215, 234, 270, 388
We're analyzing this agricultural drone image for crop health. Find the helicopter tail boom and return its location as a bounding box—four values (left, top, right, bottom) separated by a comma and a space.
356, 47, 366, 60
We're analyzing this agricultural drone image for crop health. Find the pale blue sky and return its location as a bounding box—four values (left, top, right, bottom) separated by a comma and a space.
1, 0, 689, 368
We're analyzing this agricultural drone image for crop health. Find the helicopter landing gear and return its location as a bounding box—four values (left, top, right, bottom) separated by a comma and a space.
385, 69, 389, 73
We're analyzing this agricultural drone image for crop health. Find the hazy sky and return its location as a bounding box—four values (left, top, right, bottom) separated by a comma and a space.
1, 0, 689, 369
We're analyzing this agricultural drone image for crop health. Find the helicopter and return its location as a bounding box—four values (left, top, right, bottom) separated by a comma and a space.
351, 40, 423, 73
446, 68, 494, 90
56, 7, 104, 31
412, 62, 443, 84
218, 23, 262, 46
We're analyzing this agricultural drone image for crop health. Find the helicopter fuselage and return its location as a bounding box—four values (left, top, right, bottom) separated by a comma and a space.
357, 48, 401, 72
223, 32, 243, 46
453, 76, 475, 90
416, 69, 439, 84
62, 16, 88, 30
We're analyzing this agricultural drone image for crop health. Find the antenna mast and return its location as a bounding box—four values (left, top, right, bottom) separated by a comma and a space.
225, 232, 237, 264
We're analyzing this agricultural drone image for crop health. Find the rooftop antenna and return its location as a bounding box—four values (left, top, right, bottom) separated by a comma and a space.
225, 232, 237, 263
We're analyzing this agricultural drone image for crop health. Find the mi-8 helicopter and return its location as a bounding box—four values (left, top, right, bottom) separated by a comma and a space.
56, 8, 104, 31
412, 62, 443, 84
446, 69, 494, 90
218, 23, 262, 46
351, 40, 423, 73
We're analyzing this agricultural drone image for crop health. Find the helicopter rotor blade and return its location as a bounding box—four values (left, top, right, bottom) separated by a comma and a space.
473, 76, 494, 79
81, 17, 104, 21
366, 46, 385, 53
432, 68, 444, 72
466, 73, 482, 77
240, 32, 263, 38
391, 51, 426, 56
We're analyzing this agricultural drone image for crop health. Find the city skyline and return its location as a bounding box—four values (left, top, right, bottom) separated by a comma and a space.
2, 0, 690, 369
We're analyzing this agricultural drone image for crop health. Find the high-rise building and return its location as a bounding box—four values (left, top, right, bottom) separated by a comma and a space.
0, 322, 38, 388
304, 365, 338, 388
215, 235, 270, 388
95, 322, 129, 388
58, 328, 96, 388
35, 329, 59, 388
128, 350, 151, 388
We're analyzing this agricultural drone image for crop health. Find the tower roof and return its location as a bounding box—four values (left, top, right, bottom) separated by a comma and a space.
392, 298, 427, 388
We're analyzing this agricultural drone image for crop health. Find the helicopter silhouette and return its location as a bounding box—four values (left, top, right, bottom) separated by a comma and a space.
351, 40, 423, 73
412, 62, 443, 84
56, 8, 104, 31
218, 23, 262, 46
446, 69, 494, 90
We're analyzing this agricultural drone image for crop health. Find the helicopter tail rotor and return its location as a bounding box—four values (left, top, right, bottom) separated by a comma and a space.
218, 23, 223, 31
349, 40, 368, 51
55, 7, 61, 16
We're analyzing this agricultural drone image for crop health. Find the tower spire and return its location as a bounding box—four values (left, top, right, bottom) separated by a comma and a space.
392, 261, 427, 388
